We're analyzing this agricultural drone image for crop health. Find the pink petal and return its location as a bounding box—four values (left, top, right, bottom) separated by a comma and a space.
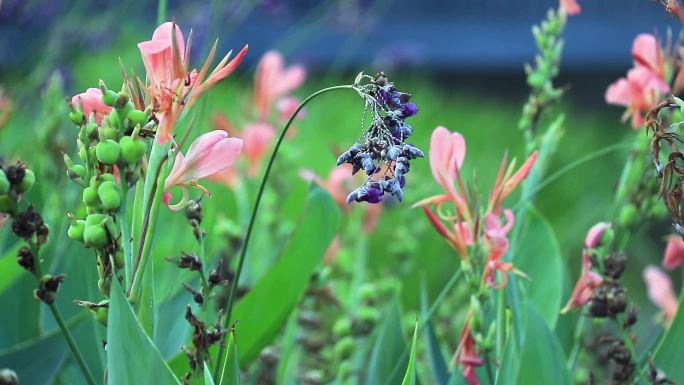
429, 126, 466, 198
644, 266, 679, 321
501, 151, 538, 199
584, 222, 610, 249
632, 34, 662, 77
663, 235, 684, 269
204, 44, 249, 88
605, 78, 632, 106
243, 122, 276, 175
71, 88, 112, 124
560, 0, 581, 15
188, 136, 243, 180
561, 270, 603, 313
253, 51, 306, 120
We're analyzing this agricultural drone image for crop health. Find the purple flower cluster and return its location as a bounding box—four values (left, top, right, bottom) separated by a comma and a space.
337, 72, 422, 204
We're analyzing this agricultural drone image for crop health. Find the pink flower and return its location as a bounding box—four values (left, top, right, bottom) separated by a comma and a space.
643, 266, 679, 322
606, 66, 670, 128
242, 122, 276, 177
138, 22, 248, 144
254, 51, 306, 121
663, 235, 684, 269
453, 321, 482, 385
632, 34, 665, 80
164, 130, 242, 197
561, 250, 604, 314
277, 96, 303, 122
428, 126, 468, 216
560, 0, 581, 15
483, 210, 520, 288
71, 88, 112, 124
584, 222, 610, 249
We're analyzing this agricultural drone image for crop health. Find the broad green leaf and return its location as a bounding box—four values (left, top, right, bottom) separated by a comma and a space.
420, 280, 448, 385
496, 302, 570, 385
401, 322, 419, 385
204, 362, 216, 385
218, 332, 241, 385
107, 277, 181, 385
512, 205, 563, 328
0, 243, 25, 294
0, 313, 86, 385
231, 184, 340, 364
653, 287, 684, 382
365, 298, 407, 385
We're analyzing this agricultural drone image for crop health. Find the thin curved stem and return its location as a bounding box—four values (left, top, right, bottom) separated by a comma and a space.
48, 303, 98, 385
213, 84, 354, 379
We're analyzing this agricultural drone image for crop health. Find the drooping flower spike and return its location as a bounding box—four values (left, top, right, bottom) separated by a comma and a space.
164, 130, 242, 210
337, 72, 423, 204
137, 21, 248, 143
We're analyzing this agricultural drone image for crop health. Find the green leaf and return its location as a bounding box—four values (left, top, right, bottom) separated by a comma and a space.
512, 205, 564, 328
204, 362, 216, 385
365, 298, 407, 385
401, 322, 419, 385
654, 287, 684, 382
218, 332, 241, 385
107, 276, 181, 385
231, 184, 340, 364
0, 313, 86, 385
0, 243, 25, 294
496, 302, 570, 385
420, 280, 448, 385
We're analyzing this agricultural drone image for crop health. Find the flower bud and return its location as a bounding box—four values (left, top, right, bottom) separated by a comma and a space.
584, 222, 613, 249
84, 122, 99, 140
99, 80, 118, 107
334, 336, 355, 360
333, 318, 352, 338
83, 214, 110, 248
618, 204, 637, 227
127, 110, 147, 127
70, 110, 85, 125
0, 169, 9, 195
119, 136, 147, 164
98, 181, 120, 210
108, 108, 121, 130
16, 169, 35, 193
95, 139, 121, 164
82, 186, 100, 206
114, 92, 130, 110
102, 118, 119, 141
67, 219, 86, 241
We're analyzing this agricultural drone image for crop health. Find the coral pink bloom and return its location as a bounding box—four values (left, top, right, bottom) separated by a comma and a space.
277, 96, 303, 122
483, 210, 520, 288
138, 22, 248, 144
453, 321, 482, 385
487, 151, 538, 214
606, 66, 670, 128
560, 0, 580, 15
644, 266, 679, 322
428, 126, 468, 216
663, 235, 684, 269
561, 250, 604, 313
242, 122, 276, 177
71, 88, 112, 124
632, 34, 666, 80
254, 51, 306, 121
164, 130, 242, 195
584, 222, 610, 249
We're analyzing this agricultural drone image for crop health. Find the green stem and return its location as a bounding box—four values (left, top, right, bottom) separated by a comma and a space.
212, 84, 354, 380
119, 176, 133, 284
156, 0, 167, 25
48, 303, 98, 385
495, 288, 505, 359
566, 315, 585, 372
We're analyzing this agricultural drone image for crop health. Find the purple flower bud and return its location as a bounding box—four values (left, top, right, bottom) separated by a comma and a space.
401, 102, 418, 118
387, 146, 402, 161
403, 144, 424, 159
336, 151, 351, 166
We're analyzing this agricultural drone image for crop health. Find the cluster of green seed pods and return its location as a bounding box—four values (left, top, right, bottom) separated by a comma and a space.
0, 164, 35, 213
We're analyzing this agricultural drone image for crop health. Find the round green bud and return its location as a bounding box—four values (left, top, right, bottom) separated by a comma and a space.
85, 213, 107, 226
333, 318, 352, 338
83, 186, 100, 206
98, 181, 120, 210
70, 165, 86, 179
69, 111, 85, 125
67, 220, 86, 241
85, 122, 99, 140
0, 169, 9, 195
78, 146, 88, 162
16, 169, 35, 193
114, 251, 125, 269
619, 204, 638, 227
88, 146, 97, 163
527, 72, 545, 89
120, 136, 147, 164
356, 306, 380, 325
127, 110, 147, 127
334, 336, 355, 360
102, 125, 119, 141
358, 283, 377, 302
102, 89, 118, 107
95, 140, 120, 164
84, 217, 109, 248
0, 196, 10, 213
100, 173, 115, 183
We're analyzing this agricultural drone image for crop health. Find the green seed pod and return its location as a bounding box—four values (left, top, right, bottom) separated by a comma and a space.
109, 108, 120, 129
67, 165, 86, 181
119, 136, 147, 164
358, 283, 377, 303
114, 92, 130, 110
88, 146, 97, 163
0, 169, 9, 195
0, 196, 10, 213
70, 111, 85, 125
470, 296, 483, 333
101, 89, 118, 107
98, 181, 120, 210
85, 122, 99, 140
93, 305, 109, 326
67, 220, 86, 241
102, 124, 119, 141
333, 318, 352, 338
114, 250, 125, 269
618, 204, 638, 227
16, 169, 35, 193
334, 336, 355, 360
95, 140, 121, 164
84, 219, 109, 248
85, 213, 107, 226
83, 186, 100, 206
127, 109, 147, 127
